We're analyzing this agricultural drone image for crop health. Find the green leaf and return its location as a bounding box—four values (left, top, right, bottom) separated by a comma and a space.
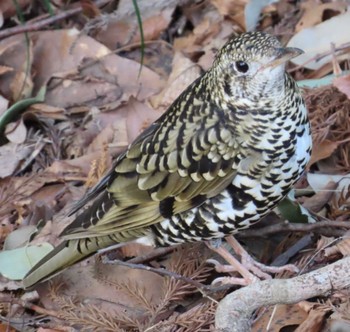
277, 192, 316, 224
132, 0, 145, 77
0, 244, 53, 280
0, 86, 46, 139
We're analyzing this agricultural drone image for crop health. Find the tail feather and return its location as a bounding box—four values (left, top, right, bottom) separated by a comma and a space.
23, 236, 116, 289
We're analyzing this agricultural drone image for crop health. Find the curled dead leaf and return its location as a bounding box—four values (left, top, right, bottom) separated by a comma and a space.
296, 1, 347, 32
150, 52, 201, 109
324, 231, 350, 257
302, 181, 337, 213
5, 118, 27, 144
309, 139, 339, 166
333, 73, 350, 100
0, 142, 32, 178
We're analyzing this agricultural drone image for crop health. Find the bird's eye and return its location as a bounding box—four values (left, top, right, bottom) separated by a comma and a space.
235, 61, 249, 73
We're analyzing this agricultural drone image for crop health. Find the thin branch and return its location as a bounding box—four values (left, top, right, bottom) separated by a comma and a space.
239, 220, 350, 238
288, 41, 350, 73
102, 257, 233, 295
0, 0, 111, 40
0, 295, 60, 319
127, 246, 175, 264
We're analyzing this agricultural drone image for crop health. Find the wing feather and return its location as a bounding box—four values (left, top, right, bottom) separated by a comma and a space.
63, 96, 239, 241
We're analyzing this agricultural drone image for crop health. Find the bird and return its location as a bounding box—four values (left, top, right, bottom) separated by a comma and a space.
23, 31, 312, 289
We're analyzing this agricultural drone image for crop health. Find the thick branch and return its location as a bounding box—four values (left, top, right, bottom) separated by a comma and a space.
215, 256, 350, 332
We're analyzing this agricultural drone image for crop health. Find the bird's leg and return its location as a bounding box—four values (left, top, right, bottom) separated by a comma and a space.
226, 236, 299, 275
207, 236, 299, 285
206, 239, 259, 285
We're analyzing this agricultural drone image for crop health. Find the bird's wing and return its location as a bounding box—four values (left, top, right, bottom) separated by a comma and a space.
62, 97, 239, 239
67, 122, 160, 217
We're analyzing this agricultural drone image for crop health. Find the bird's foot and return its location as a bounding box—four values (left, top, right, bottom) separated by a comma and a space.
207, 239, 259, 285
207, 235, 299, 286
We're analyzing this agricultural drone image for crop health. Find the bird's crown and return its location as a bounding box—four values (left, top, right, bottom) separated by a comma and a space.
218, 31, 282, 62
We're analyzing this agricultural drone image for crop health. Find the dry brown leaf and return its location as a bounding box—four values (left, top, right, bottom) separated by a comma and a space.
328, 300, 350, 331
27, 219, 59, 247
0, 94, 8, 116
68, 108, 123, 155
0, 217, 13, 242
0, 36, 33, 101
324, 231, 350, 257
174, 16, 221, 53
329, 320, 350, 332
28, 103, 67, 120
0, 0, 32, 19
96, 8, 173, 49
0, 29, 162, 109
28, 29, 162, 108
80, 0, 101, 18
120, 243, 154, 258
5, 118, 27, 144
141, 9, 174, 41
38, 260, 164, 322
0, 172, 64, 236
150, 52, 201, 109
0, 37, 22, 58
197, 20, 235, 70
296, 1, 347, 32
316, 235, 336, 253
333, 74, 350, 100
83, 98, 161, 157
47, 156, 95, 178
0, 322, 16, 332
9, 39, 34, 101
302, 181, 337, 213
30, 243, 211, 331
309, 139, 340, 166
210, 0, 246, 17
125, 98, 162, 142
253, 303, 308, 331
94, 0, 177, 48
10, 70, 34, 101
94, 20, 134, 50
85, 144, 109, 188
305, 61, 335, 80
0, 65, 13, 76
31, 184, 66, 209
88, 119, 127, 153
295, 305, 331, 332
0, 142, 33, 178
306, 86, 350, 172
289, 10, 350, 70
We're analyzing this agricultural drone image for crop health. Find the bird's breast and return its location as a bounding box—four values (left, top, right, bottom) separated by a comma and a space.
151, 98, 312, 246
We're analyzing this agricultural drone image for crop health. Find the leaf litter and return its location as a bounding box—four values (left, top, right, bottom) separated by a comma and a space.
0, 0, 350, 331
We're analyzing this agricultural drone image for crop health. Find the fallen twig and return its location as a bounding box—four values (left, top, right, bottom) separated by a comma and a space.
102, 257, 234, 295
288, 41, 350, 73
239, 220, 350, 238
127, 246, 176, 264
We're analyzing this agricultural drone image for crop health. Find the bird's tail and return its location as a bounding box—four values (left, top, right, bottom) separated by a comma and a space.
22, 235, 116, 289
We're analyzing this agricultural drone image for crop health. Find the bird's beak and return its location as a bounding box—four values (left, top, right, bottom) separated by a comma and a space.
263, 47, 304, 69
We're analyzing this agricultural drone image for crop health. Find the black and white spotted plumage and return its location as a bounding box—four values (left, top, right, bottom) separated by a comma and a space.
23, 31, 312, 288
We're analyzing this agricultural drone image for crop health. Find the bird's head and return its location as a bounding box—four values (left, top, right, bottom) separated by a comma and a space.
212, 31, 303, 107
